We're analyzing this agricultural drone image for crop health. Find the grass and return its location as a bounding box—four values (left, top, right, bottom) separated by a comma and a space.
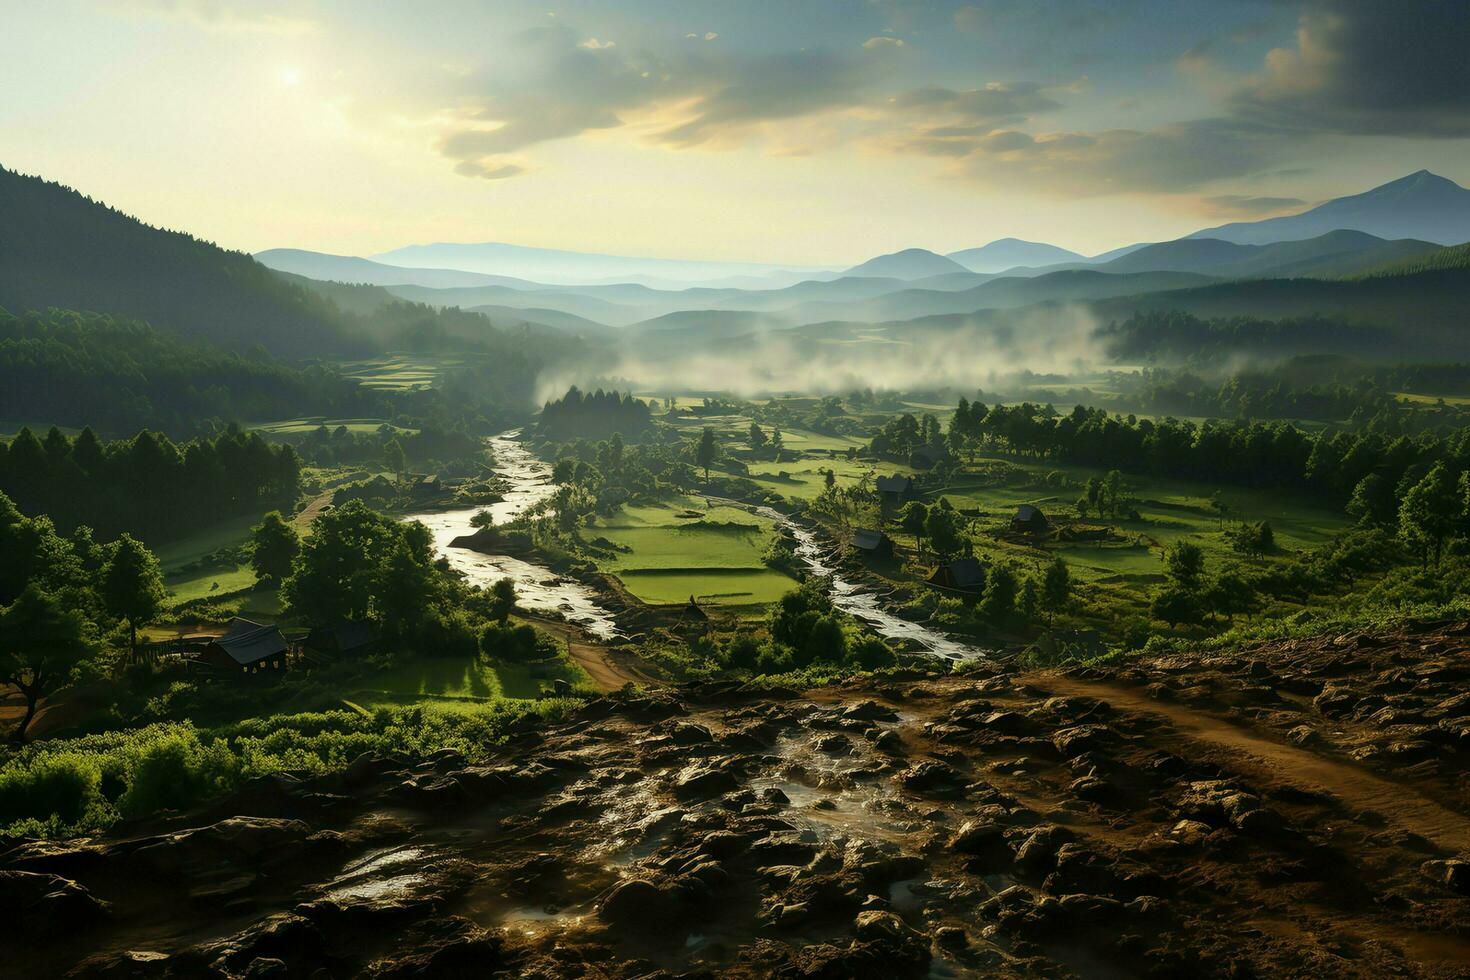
587, 497, 798, 607
340, 353, 468, 391
744, 457, 900, 502
343, 646, 594, 710
251, 417, 416, 436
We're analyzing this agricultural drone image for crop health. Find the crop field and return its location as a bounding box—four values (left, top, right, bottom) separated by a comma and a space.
928, 453, 1350, 588
344, 650, 593, 709
251, 417, 416, 436
340, 353, 468, 390
587, 498, 797, 608
744, 457, 899, 502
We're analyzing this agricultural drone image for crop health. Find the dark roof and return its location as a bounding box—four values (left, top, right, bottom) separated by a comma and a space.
851, 528, 890, 551
942, 558, 984, 588
875, 475, 912, 494
211, 619, 288, 666
309, 621, 377, 652
1013, 504, 1044, 521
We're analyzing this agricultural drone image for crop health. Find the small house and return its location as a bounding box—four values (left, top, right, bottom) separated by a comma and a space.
198, 618, 289, 675
304, 622, 378, 660
1010, 504, 1050, 535
875, 475, 919, 507
850, 528, 894, 559
910, 445, 949, 470
927, 557, 985, 592
408, 473, 442, 499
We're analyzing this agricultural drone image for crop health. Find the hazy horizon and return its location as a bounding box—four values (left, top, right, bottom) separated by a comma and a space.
7, 1, 1470, 263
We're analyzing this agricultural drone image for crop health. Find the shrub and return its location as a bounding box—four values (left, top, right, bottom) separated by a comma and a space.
117, 730, 241, 818
480, 622, 541, 662
0, 753, 102, 826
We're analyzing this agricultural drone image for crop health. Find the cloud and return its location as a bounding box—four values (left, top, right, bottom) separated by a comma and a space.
110, 0, 313, 34
863, 37, 905, 50
1229, 0, 1470, 137
651, 48, 877, 148
1198, 194, 1309, 218
577, 38, 616, 50
933, 118, 1280, 196
434, 23, 670, 178
890, 82, 1063, 125
686, 32, 719, 41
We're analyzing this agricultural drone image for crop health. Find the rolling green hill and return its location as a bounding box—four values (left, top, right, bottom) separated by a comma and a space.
0, 166, 366, 356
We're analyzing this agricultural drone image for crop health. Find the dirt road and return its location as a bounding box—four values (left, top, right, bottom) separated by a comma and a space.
522, 614, 665, 691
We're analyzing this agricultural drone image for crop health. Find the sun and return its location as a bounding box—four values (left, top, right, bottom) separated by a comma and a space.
279, 67, 302, 87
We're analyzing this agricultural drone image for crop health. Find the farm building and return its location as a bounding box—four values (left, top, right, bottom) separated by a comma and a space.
197, 618, 289, 675
1010, 504, 1051, 535
304, 622, 378, 660
910, 445, 949, 470
850, 528, 894, 558
927, 557, 986, 592
408, 473, 442, 499
875, 475, 919, 506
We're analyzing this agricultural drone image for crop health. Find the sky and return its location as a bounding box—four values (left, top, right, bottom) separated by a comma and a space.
4, 0, 1469, 264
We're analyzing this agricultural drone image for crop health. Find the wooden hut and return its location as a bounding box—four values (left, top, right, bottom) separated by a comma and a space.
1010, 504, 1050, 535
876, 475, 919, 507
927, 557, 985, 593
198, 618, 288, 676
850, 528, 894, 559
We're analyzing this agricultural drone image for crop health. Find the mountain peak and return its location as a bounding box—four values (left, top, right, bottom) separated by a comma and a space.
1186, 170, 1470, 246
843, 248, 971, 280
946, 238, 1085, 274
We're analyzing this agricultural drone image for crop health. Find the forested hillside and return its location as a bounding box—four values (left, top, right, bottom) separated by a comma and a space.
0, 167, 364, 356
0, 309, 386, 434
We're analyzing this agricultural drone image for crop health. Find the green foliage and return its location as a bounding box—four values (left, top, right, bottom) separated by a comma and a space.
100, 533, 166, 647
1225, 520, 1275, 555
980, 565, 1018, 623
479, 622, 541, 663
1398, 461, 1463, 566
116, 730, 241, 818
1162, 540, 1206, 591
924, 504, 965, 559
250, 511, 299, 584
487, 578, 517, 625
0, 585, 93, 741
0, 752, 102, 827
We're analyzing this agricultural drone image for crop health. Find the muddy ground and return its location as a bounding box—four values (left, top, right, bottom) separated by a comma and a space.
4, 620, 1469, 978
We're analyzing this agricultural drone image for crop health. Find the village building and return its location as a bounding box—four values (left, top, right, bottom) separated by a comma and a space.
196, 618, 289, 675
875, 474, 919, 507
910, 445, 949, 470
850, 528, 894, 559
304, 622, 378, 661
1010, 504, 1051, 535
926, 557, 986, 592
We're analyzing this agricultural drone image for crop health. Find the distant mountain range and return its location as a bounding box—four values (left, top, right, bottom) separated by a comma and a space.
841, 248, 972, 280
371, 241, 832, 288
947, 238, 1085, 273
1187, 171, 1470, 246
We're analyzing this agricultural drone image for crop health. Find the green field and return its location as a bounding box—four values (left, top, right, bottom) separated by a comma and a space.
745, 457, 902, 502
587, 498, 798, 608
251, 417, 416, 436
340, 353, 467, 391
343, 650, 593, 709
930, 453, 1350, 587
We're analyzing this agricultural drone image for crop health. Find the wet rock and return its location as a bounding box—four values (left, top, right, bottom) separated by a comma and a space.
598, 878, 678, 927
128, 816, 316, 876
950, 820, 1006, 858
65, 949, 173, 978
897, 761, 965, 798
1052, 725, 1108, 758
0, 870, 104, 938
673, 759, 742, 799
1068, 773, 1120, 805
197, 913, 326, 977
872, 729, 905, 754
842, 700, 900, 723
670, 722, 713, 745
816, 733, 852, 754
1012, 825, 1073, 874
364, 916, 501, 978
1423, 858, 1470, 895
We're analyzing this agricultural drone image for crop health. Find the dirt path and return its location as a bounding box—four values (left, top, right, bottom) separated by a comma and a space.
1037, 673, 1470, 855
521, 615, 665, 692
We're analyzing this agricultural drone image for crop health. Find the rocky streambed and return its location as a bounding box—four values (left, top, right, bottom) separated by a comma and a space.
7, 620, 1470, 977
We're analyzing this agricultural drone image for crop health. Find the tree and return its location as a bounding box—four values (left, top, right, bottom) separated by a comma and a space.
981, 565, 1018, 623
0, 586, 91, 742
771, 427, 784, 462
1104, 470, 1125, 518
383, 438, 407, 487
748, 422, 768, 451
1041, 558, 1071, 624
824, 469, 836, 491
1209, 490, 1230, 529
101, 534, 166, 653
804, 614, 848, 664
283, 501, 403, 624
250, 511, 299, 585
1085, 476, 1103, 516
469, 509, 496, 529
1162, 540, 1206, 593
488, 577, 517, 626
1204, 568, 1260, 623
696, 427, 720, 480
925, 506, 965, 560
1151, 587, 1203, 628
899, 501, 929, 557
1399, 462, 1462, 567
1019, 576, 1039, 623
1347, 473, 1394, 526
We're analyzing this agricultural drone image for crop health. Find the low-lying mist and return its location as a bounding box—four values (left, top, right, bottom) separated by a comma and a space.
537, 304, 1108, 402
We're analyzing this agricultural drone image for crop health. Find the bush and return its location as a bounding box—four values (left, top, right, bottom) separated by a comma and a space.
0, 753, 102, 826
117, 730, 241, 818
480, 622, 541, 662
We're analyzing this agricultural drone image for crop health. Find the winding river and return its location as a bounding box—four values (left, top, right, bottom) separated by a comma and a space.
401, 432, 622, 640
406, 431, 994, 661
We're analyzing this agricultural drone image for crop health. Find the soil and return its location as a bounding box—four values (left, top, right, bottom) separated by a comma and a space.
5, 619, 1468, 978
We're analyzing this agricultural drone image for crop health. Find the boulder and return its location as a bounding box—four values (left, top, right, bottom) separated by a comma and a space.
0, 871, 104, 938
